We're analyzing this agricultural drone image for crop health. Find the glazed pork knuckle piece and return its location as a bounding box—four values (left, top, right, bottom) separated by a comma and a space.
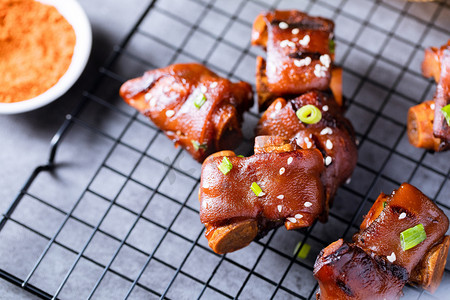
314, 183, 450, 299
408, 40, 450, 152
251, 10, 336, 110
257, 90, 358, 217
120, 63, 254, 162
199, 136, 326, 254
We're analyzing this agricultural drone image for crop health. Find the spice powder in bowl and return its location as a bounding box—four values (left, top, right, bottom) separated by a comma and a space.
0, 0, 76, 103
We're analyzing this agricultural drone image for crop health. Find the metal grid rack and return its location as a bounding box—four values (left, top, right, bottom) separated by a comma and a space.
1, 0, 450, 299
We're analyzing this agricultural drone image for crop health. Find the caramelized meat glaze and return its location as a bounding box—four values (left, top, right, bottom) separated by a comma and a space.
257, 90, 358, 218
199, 136, 325, 254
120, 63, 253, 162
408, 40, 450, 152
314, 183, 450, 299
251, 10, 337, 110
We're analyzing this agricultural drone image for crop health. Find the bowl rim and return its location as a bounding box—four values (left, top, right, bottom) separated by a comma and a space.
0, 0, 92, 114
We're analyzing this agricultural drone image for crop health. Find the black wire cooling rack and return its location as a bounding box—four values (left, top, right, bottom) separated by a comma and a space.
1, 0, 450, 299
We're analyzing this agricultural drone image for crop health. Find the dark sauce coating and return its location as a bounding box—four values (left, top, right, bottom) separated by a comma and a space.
314, 183, 450, 299
354, 183, 449, 274
314, 239, 407, 300
408, 40, 450, 152
199, 136, 325, 254
119, 63, 253, 162
252, 10, 335, 110
256, 90, 358, 218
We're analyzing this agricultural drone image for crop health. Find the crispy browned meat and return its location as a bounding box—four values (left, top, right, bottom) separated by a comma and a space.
407, 100, 441, 151
252, 10, 335, 110
119, 63, 253, 162
199, 136, 325, 254
314, 239, 407, 300
314, 183, 450, 299
408, 40, 450, 152
256, 91, 358, 218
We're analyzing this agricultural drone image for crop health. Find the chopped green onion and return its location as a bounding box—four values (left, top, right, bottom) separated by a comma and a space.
218, 157, 233, 175
400, 224, 426, 251
237, 155, 244, 158
442, 104, 450, 126
296, 105, 322, 124
329, 39, 335, 54
194, 93, 207, 109
383, 201, 387, 208
294, 242, 311, 259
191, 140, 207, 151
251, 182, 264, 196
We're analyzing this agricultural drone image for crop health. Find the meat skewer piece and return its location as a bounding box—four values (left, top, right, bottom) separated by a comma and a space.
314, 183, 450, 299
408, 40, 450, 152
407, 100, 441, 152
252, 10, 335, 110
199, 136, 325, 254
119, 63, 254, 162
256, 90, 358, 219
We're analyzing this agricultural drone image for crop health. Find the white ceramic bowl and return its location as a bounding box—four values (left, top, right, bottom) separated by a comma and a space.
0, 0, 92, 114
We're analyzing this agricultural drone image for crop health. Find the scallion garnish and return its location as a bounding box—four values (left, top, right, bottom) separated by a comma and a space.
329, 39, 335, 54
192, 140, 207, 151
296, 104, 322, 124
441, 104, 450, 126
218, 157, 233, 175
194, 93, 207, 109
237, 155, 244, 158
400, 224, 426, 251
251, 182, 264, 196
294, 242, 311, 259
383, 201, 387, 208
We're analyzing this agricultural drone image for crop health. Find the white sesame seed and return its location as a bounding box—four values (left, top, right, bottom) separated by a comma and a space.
279, 22, 289, 29
304, 137, 310, 143
387, 252, 396, 263
306, 142, 312, 149
258, 192, 266, 197
320, 54, 331, 68
299, 34, 310, 47
149, 97, 157, 108
399, 212, 406, 220
277, 205, 283, 212
275, 101, 282, 111
287, 217, 297, 223
304, 202, 312, 207
313, 64, 327, 78
295, 214, 303, 219
165, 110, 175, 117
320, 127, 333, 135
326, 139, 333, 150
304, 57, 312, 65
294, 57, 312, 67
200, 86, 207, 93
288, 41, 296, 48
279, 167, 285, 175
430, 103, 435, 110
203, 183, 210, 189
145, 93, 152, 101
277, 195, 284, 200
292, 28, 299, 34
345, 177, 352, 184
287, 157, 293, 165
280, 40, 288, 48
210, 82, 218, 88
325, 156, 332, 166
322, 105, 329, 112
